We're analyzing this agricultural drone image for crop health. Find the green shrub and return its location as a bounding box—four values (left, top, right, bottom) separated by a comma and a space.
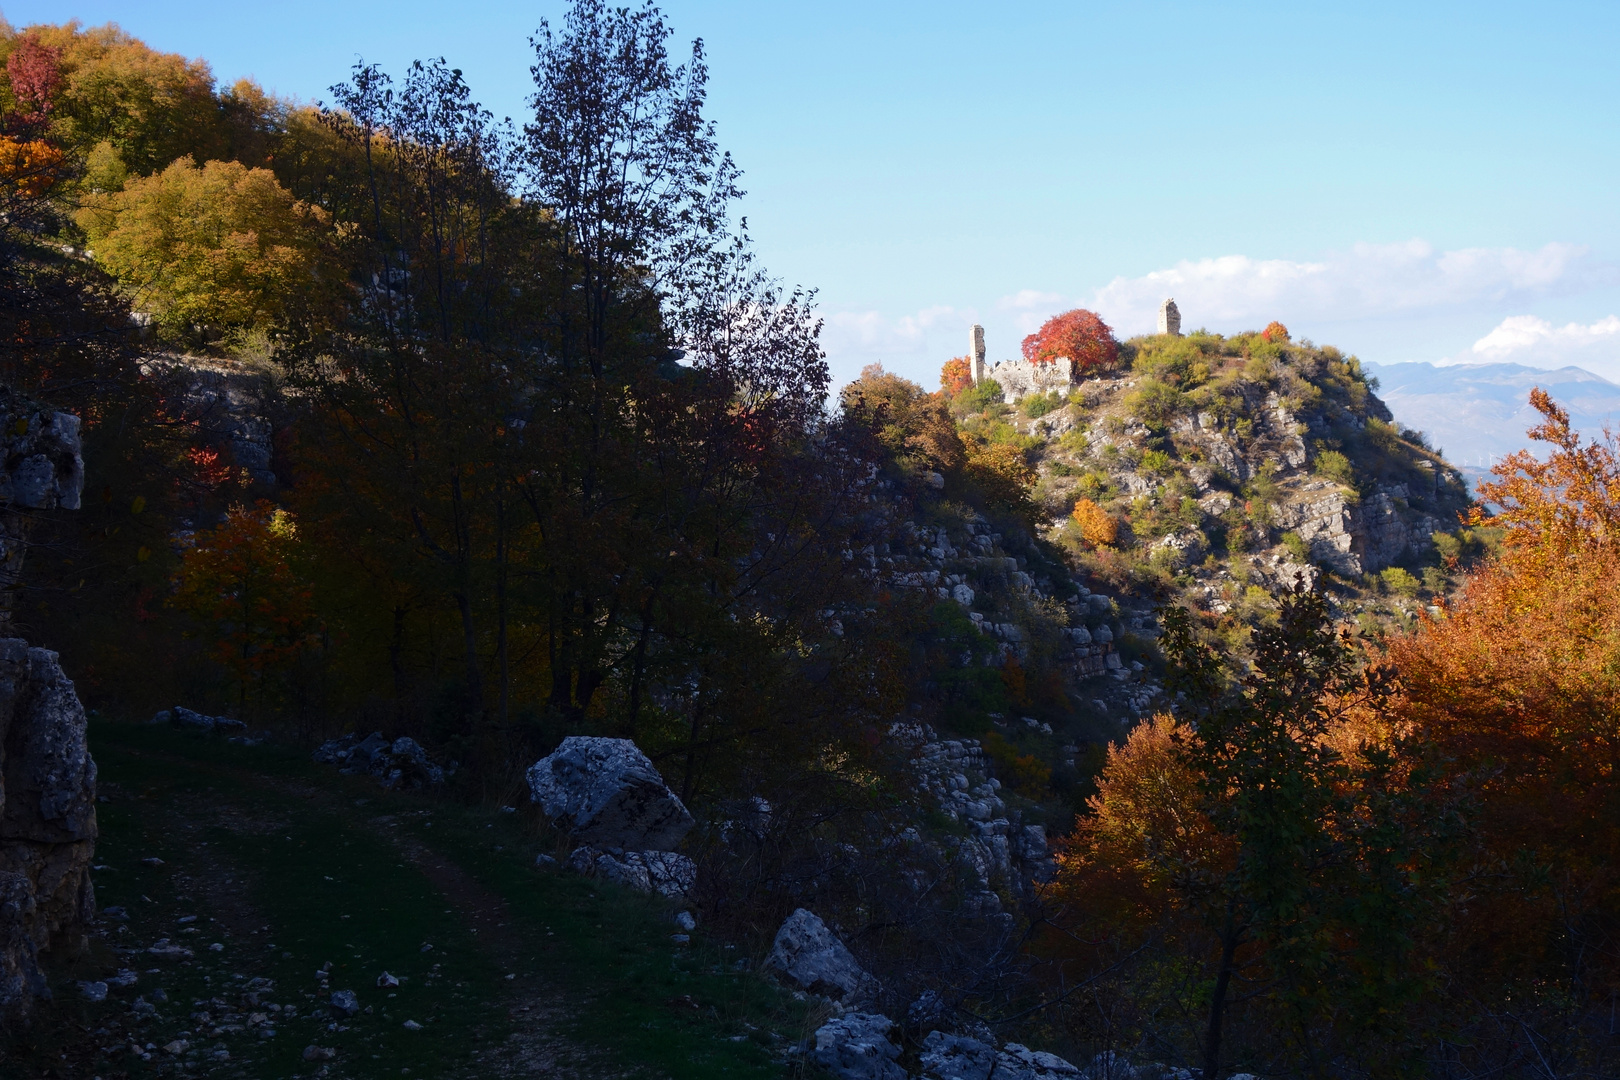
1125, 379, 1187, 427
1139, 448, 1175, 476
1314, 449, 1354, 486
1381, 566, 1420, 597
1021, 391, 1061, 418
1281, 531, 1310, 563
955, 379, 1004, 415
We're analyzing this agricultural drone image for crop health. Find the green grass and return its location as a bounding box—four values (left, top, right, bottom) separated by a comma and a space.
15, 722, 809, 1079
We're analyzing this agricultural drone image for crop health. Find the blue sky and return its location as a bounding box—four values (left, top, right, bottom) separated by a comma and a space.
8, 0, 1620, 392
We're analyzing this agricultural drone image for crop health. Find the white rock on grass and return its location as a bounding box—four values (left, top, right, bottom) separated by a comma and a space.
810, 1012, 906, 1080
526, 737, 693, 850
764, 908, 875, 1001
918, 1029, 997, 1080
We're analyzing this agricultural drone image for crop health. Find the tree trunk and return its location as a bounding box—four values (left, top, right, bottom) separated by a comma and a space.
1203, 907, 1241, 1080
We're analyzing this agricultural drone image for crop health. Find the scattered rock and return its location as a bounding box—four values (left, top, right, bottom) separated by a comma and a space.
77, 979, 108, 1002
810, 1012, 905, 1080
165, 706, 246, 734
328, 989, 360, 1017
526, 737, 694, 850
311, 731, 446, 789
764, 908, 875, 1001
674, 910, 697, 931
376, 971, 399, 989
302, 1044, 336, 1061
162, 1039, 190, 1055
146, 942, 194, 961
533, 853, 558, 870
402, 1019, 423, 1031
918, 1029, 997, 1080
990, 1042, 1084, 1079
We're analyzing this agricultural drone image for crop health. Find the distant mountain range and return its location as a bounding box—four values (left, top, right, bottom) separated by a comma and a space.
1364, 361, 1620, 483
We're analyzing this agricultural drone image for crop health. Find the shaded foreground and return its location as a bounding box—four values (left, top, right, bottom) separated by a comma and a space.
9, 723, 808, 1079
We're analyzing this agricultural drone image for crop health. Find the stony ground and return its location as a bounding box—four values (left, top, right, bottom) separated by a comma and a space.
6, 723, 809, 1080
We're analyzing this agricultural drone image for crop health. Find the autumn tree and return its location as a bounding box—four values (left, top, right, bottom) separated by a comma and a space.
170, 502, 317, 717
940, 355, 972, 395
1054, 589, 1451, 1078
78, 156, 341, 344
1377, 390, 1620, 1070
1260, 320, 1289, 343
1071, 497, 1117, 548
1020, 308, 1117, 372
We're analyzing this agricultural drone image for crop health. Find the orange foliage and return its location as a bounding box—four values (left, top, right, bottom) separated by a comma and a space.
1054, 714, 1227, 926
169, 502, 318, 712
1387, 390, 1620, 989
939, 356, 972, 395
1261, 321, 1290, 343
1020, 309, 1117, 372
1071, 497, 1117, 548
0, 136, 65, 198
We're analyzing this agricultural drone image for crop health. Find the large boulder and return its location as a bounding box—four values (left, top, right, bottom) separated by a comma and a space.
919, 1029, 998, 1080
0, 641, 97, 1018
764, 908, 875, 1001
526, 737, 692, 850
989, 1043, 1083, 1079
810, 1012, 906, 1080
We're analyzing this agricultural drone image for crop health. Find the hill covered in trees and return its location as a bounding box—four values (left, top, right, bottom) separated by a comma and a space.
3, 8, 1619, 1080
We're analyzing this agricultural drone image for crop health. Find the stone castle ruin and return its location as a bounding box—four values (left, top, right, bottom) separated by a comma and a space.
1157, 297, 1181, 336
970, 299, 1181, 402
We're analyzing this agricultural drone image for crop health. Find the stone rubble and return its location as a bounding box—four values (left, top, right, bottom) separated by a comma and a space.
311, 731, 447, 790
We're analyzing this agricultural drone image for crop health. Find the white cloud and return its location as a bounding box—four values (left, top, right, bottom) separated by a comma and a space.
1084, 241, 1611, 337
822, 304, 968, 355
1462, 314, 1620, 381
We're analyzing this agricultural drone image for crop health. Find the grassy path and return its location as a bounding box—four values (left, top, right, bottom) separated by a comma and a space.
8, 723, 810, 1079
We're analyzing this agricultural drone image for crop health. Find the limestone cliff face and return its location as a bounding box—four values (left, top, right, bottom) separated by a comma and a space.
1277, 480, 1444, 577
0, 396, 96, 1020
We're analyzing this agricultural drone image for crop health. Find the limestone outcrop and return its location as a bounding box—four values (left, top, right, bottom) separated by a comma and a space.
0, 390, 94, 1020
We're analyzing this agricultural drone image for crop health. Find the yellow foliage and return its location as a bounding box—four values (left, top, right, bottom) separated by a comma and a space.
78, 156, 340, 339
0, 136, 65, 197
1071, 497, 1117, 548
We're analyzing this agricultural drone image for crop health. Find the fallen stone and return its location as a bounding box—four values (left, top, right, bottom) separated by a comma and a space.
328, 989, 359, 1017
105, 969, 138, 989
376, 971, 399, 989
147, 943, 194, 961
989, 1042, 1083, 1079
764, 909, 875, 1001
168, 706, 246, 734
162, 1039, 189, 1055
919, 1029, 997, 1080
810, 1012, 905, 1080
674, 910, 697, 931
534, 853, 558, 870
593, 850, 697, 898
77, 979, 108, 1002
402, 1019, 422, 1031
526, 737, 693, 850
302, 1044, 336, 1061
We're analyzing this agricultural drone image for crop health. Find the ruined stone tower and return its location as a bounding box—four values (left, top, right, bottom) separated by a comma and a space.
1157, 298, 1182, 337
969, 324, 987, 383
